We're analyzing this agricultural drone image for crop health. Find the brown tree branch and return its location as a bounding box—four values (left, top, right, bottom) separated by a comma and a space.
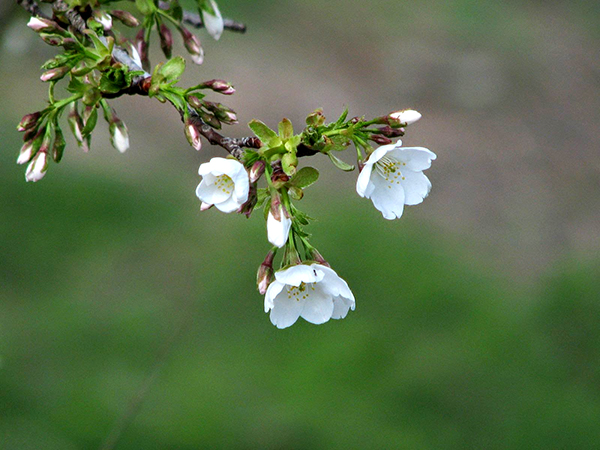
157, 1, 247, 33
16, 0, 44, 18
16, 0, 260, 160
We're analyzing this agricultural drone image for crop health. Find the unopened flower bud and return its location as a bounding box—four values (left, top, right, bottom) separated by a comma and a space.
187, 95, 203, 110
201, 0, 224, 41
256, 250, 276, 295
68, 105, 89, 152
306, 109, 325, 127
200, 201, 213, 211
377, 125, 405, 138
109, 119, 129, 153
134, 29, 149, 69
180, 27, 204, 64
40, 66, 69, 82
41, 35, 63, 46
369, 134, 392, 145
271, 167, 290, 189
238, 183, 257, 218
17, 112, 41, 132
202, 79, 235, 95
93, 10, 112, 30
185, 121, 202, 150
25, 151, 48, 182
308, 248, 330, 267
249, 160, 266, 183
52, 127, 66, 162
199, 111, 221, 129
17, 140, 35, 165
159, 24, 173, 59
27, 17, 61, 33
205, 102, 237, 124
110, 10, 140, 27
389, 109, 422, 126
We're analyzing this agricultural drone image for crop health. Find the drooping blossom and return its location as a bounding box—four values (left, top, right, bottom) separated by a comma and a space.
264, 263, 355, 329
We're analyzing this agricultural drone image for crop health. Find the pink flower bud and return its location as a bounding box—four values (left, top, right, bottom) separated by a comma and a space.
17, 112, 41, 132
25, 151, 48, 182
17, 141, 35, 165
93, 10, 112, 30
256, 250, 276, 294
200, 202, 213, 211
27, 17, 59, 32
249, 160, 266, 183
180, 27, 204, 64
185, 121, 202, 150
369, 134, 392, 145
203, 79, 235, 95
40, 66, 69, 82
158, 24, 174, 59
110, 10, 140, 28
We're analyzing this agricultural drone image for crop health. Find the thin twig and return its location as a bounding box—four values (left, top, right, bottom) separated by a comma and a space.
17, 0, 261, 159
157, 1, 247, 33
16, 0, 45, 18
98, 313, 194, 450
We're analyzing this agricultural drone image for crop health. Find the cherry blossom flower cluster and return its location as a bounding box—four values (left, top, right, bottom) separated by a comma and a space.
16, 0, 436, 329
195, 110, 436, 328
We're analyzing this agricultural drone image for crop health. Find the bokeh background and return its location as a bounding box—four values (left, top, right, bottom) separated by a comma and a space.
1, 0, 600, 448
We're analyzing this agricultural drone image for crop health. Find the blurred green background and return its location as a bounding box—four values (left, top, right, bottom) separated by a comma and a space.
2, 0, 600, 448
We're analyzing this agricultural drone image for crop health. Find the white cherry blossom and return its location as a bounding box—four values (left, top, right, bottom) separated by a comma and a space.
196, 157, 249, 213
265, 263, 355, 329
356, 141, 436, 220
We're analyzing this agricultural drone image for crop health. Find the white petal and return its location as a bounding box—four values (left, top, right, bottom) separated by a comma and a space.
112, 127, 129, 153
356, 164, 373, 197
389, 147, 437, 171
300, 287, 334, 325
264, 280, 285, 312
275, 264, 324, 287
369, 173, 405, 219
202, 0, 224, 40
331, 297, 353, 319
316, 265, 355, 302
366, 144, 396, 166
267, 211, 292, 248
214, 195, 242, 213
231, 167, 250, 203
400, 169, 432, 205
195, 179, 230, 204
269, 290, 304, 329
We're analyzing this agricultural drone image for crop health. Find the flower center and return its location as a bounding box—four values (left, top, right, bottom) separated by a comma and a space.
374, 156, 407, 188
287, 282, 316, 301
215, 174, 234, 195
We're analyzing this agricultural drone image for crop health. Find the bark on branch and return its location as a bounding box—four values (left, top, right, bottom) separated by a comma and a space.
16, 0, 260, 160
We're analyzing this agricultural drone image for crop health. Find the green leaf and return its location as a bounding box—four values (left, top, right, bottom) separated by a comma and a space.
335, 106, 349, 126
278, 118, 293, 140
99, 67, 130, 94
67, 76, 86, 94
248, 119, 278, 145
81, 107, 98, 137
290, 167, 319, 189
327, 152, 355, 171
159, 56, 186, 82
135, 0, 155, 15
161, 90, 186, 111
255, 188, 270, 210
